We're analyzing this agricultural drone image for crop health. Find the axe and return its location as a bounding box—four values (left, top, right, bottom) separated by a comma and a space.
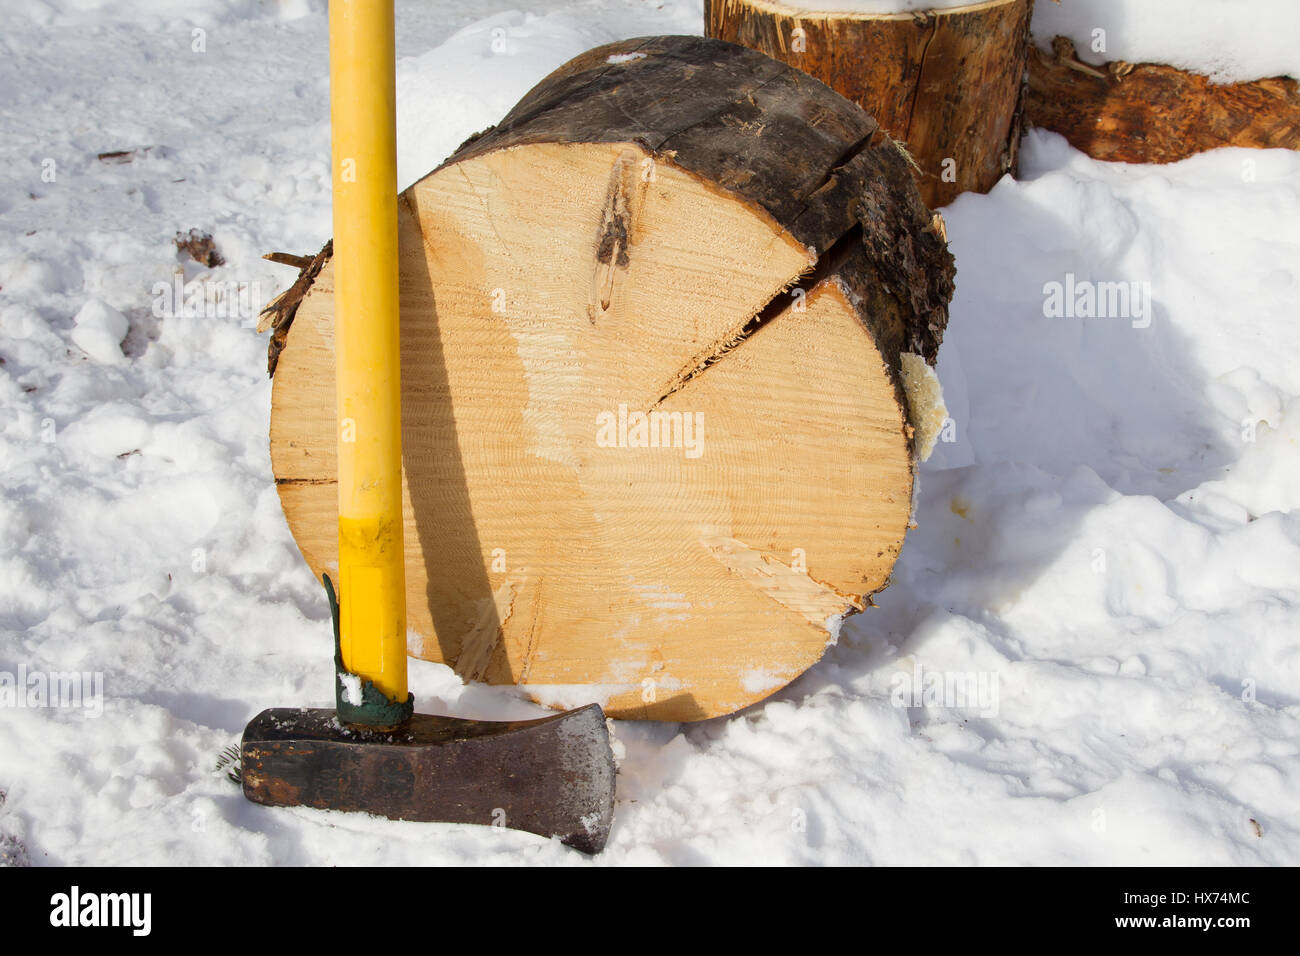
240, 0, 615, 854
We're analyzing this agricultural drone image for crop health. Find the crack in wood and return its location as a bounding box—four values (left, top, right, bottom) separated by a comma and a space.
800, 126, 881, 203
648, 221, 864, 409
903, 13, 940, 152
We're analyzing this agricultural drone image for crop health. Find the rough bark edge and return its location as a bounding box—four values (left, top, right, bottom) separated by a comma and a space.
835, 143, 953, 371
1026, 36, 1300, 164
260, 239, 331, 377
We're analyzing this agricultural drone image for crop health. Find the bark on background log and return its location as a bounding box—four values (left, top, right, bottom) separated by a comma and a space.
1026, 36, 1300, 164
705, 0, 1035, 208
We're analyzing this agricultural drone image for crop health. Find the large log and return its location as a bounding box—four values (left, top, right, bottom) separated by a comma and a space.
1027, 36, 1300, 164
266, 35, 955, 721
705, 0, 1036, 208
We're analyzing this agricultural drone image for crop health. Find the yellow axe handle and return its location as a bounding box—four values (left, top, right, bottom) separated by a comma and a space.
329, 0, 407, 707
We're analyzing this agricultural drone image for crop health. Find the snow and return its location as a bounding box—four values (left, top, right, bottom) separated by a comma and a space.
1, 0, 1298, 865
1032, 0, 1300, 84
337, 672, 363, 708
70, 299, 129, 365
394, 10, 621, 191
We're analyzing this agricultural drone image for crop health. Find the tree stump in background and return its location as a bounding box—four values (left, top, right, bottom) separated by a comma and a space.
705, 0, 1035, 208
1026, 36, 1300, 164
266, 36, 955, 721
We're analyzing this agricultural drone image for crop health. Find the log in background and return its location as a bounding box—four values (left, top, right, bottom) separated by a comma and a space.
705, 0, 1035, 208
1026, 36, 1300, 164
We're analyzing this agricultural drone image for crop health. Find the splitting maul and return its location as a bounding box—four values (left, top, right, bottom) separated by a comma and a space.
240, 704, 616, 854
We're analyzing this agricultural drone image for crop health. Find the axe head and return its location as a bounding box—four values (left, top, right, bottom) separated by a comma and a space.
240, 703, 616, 853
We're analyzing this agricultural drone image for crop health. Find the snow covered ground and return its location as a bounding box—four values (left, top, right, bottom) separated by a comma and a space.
1, 0, 1297, 865
1032, 0, 1300, 84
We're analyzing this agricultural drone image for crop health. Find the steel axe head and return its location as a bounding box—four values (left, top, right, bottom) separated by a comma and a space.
240, 703, 616, 853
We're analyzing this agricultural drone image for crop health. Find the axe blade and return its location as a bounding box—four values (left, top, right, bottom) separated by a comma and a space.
241, 703, 616, 853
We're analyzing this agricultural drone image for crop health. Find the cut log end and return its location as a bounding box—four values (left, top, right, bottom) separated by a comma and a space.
269, 36, 954, 721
